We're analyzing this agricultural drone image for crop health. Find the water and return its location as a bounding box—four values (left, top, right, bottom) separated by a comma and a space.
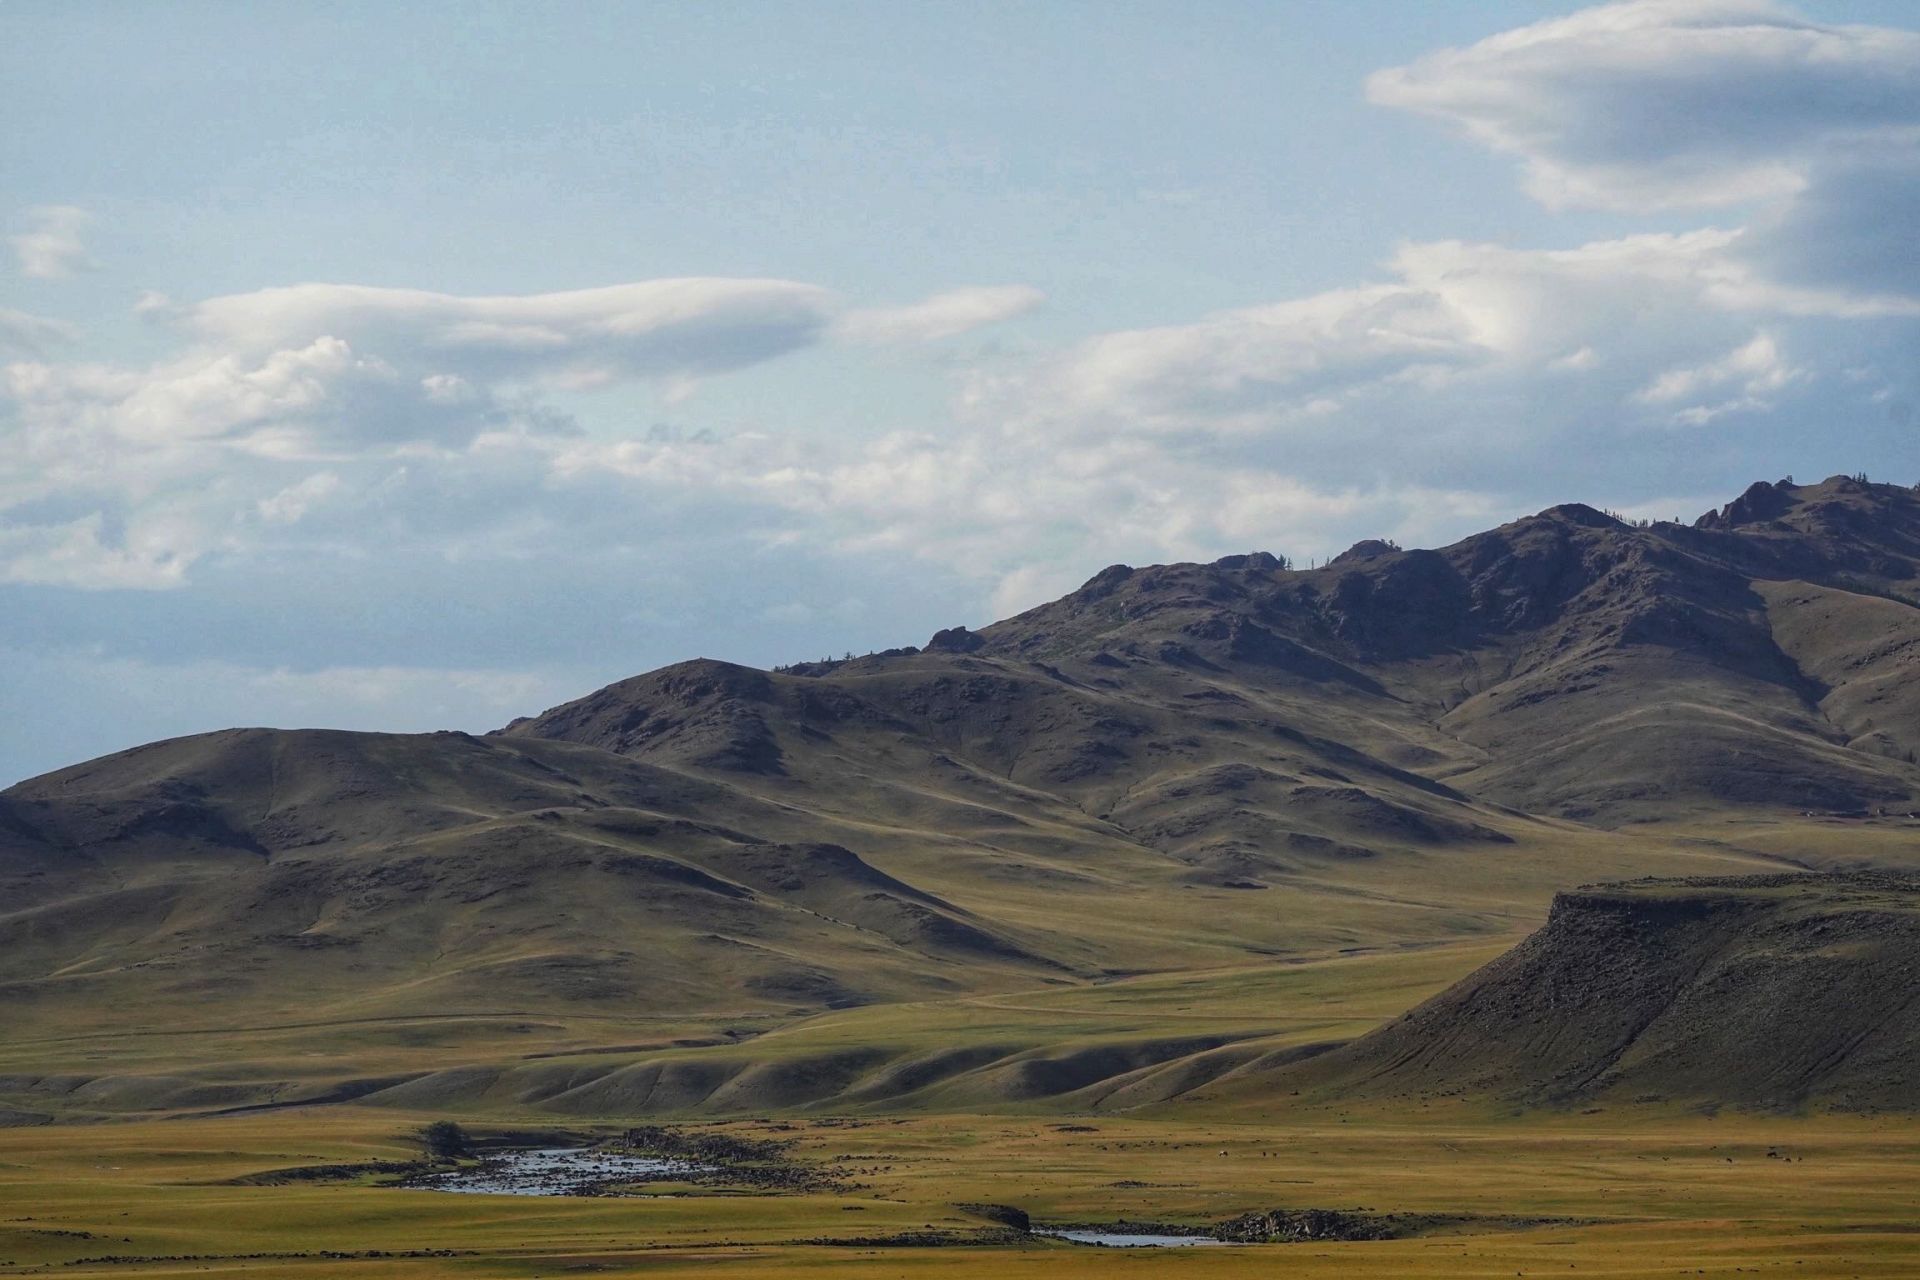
410, 1146, 711, 1196
1041, 1229, 1231, 1248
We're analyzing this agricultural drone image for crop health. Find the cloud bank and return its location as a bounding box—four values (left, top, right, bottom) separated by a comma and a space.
1368, 0, 1920, 214
6, 0, 1917, 602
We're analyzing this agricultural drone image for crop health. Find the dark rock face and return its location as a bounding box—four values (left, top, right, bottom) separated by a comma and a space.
924, 626, 987, 653
501, 658, 787, 773
1329, 539, 1397, 565
1321, 550, 1474, 658
1697, 479, 1799, 530
1075, 563, 1135, 599
1212, 551, 1284, 571
1277, 872, 1920, 1112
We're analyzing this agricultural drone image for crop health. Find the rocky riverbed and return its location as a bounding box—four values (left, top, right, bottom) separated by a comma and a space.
405, 1146, 710, 1196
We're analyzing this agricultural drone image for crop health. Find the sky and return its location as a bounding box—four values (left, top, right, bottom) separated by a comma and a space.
3, 0, 1918, 785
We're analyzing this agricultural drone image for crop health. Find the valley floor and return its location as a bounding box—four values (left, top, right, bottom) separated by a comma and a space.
5, 1107, 1920, 1278
9, 820, 1918, 1276
0, 936, 1523, 1120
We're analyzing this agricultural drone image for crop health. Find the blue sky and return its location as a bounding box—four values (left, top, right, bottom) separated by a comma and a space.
4, 0, 1919, 784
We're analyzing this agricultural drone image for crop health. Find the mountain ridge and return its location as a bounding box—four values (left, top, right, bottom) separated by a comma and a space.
502, 473, 1920, 825
5, 474, 1919, 1119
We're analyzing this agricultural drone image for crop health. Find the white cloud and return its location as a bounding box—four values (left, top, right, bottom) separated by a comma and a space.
184, 278, 837, 385
4, 0, 1919, 625
1636, 331, 1798, 412
1364, 0, 1920, 318
987, 227, 1844, 447
1, 336, 453, 505
1001, 283, 1476, 435
0, 307, 77, 356
257, 471, 342, 524
0, 512, 196, 590
1367, 0, 1920, 213
10, 205, 94, 278
0, 275, 857, 589
609, 425, 1511, 617
835, 285, 1046, 344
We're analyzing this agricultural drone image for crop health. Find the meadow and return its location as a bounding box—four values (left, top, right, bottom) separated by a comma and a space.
8, 917, 1920, 1279
6, 1106, 1920, 1278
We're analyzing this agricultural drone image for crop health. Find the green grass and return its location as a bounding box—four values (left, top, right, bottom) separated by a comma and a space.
1, 819, 1774, 1115
0, 935, 1513, 1122
6, 819, 1913, 1276
7, 1108, 1920, 1278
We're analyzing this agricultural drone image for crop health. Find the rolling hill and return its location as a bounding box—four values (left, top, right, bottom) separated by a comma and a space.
1255, 871, 1920, 1114
4, 473, 1920, 1119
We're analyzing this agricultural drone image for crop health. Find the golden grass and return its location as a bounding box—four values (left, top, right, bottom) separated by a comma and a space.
0, 934, 1515, 1120
5, 817, 1912, 1275
6, 1107, 1920, 1278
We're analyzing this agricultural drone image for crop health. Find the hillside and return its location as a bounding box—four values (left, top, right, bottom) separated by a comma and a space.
508, 474, 1920, 827
1252, 871, 1920, 1114
4, 474, 1920, 1118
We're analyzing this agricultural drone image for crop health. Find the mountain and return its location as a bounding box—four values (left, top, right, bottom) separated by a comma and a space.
4, 474, 1920, 1118
1254, 871, 1920, 1114
502, 474, 1920, 841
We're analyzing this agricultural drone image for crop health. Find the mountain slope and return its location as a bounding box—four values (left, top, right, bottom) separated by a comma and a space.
928, 475, 1920, 824
1250, 872, 1920, 1113
5, 474, 1920, 1118
0, 728, 1075, 1024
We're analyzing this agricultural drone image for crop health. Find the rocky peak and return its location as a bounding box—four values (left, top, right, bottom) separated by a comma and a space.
1075, 564, 1135, 600
1329, 539, 1399, 566
1696, 480, 1797, 530
925, 625, 987, 654
1211, 551, 1286, 571
1536, 503, 1618, 529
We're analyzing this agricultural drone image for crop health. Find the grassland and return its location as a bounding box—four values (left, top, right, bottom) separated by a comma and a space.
2, 818, 1778, 1121
8, 915, 1920, 1277
6, 822, 1911, 1278
6, 1107, 1920, 1277
10, 480, 1920, 1273
0, 931, 1514, 1125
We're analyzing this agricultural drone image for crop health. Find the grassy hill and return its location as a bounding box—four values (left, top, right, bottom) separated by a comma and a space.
1243, 872, 1920, 1114
5, 475, 1920, 1120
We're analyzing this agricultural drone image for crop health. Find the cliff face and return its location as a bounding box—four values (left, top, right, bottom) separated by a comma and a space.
1269, 873, 1920, 1112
